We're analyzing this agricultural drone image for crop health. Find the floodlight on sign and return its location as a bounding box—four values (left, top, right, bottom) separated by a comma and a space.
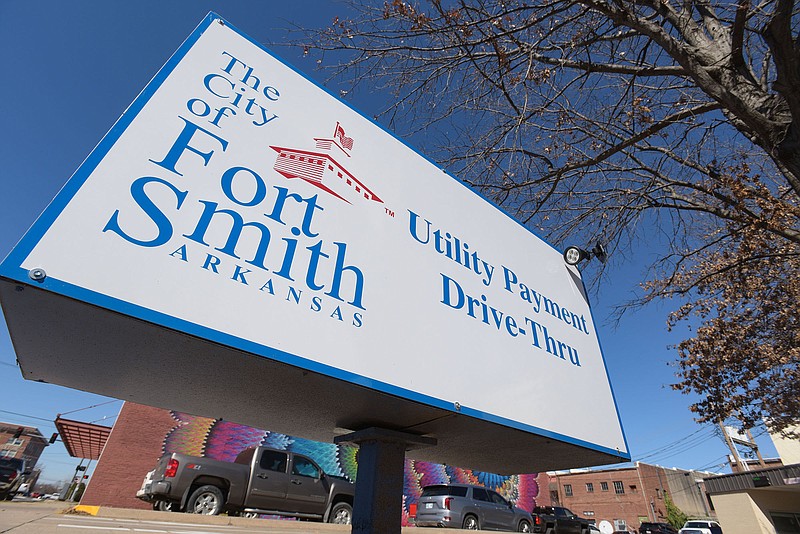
564, 243, 607, 265
563, 246, 590, 265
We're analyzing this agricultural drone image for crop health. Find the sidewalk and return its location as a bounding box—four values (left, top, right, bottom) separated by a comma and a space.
77, 505, 353, 531
1, 500, 475, 533
76, 504, 443, 532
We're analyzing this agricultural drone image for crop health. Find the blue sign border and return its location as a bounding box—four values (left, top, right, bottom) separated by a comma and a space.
0, 12, 630, 462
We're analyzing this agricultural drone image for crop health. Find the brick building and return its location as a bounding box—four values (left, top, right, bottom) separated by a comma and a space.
78, 402, 731, 530
79, 402, 732, 531
0, 422, 47, 467
548, 463, 716, 532
79, 402, 549, 525
80, 403, 175, 509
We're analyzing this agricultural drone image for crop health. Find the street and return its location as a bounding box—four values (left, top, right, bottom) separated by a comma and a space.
0, 499, 348, 534
0, 499, 440, 533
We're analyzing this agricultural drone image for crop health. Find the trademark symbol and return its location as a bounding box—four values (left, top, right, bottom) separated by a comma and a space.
385, 208, 395, 218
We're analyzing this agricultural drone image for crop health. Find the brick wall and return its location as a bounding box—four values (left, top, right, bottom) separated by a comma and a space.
80, 403, 178, 508
552, 467, 650, 531
0, 423, 47, 465
78, 401, 551, 517
550, 463, 717, 531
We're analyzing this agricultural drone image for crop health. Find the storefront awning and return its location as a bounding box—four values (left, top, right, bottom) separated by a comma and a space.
54, 416, 111, 460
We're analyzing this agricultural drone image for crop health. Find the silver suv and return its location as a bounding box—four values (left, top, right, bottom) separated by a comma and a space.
415, 483, 533, 531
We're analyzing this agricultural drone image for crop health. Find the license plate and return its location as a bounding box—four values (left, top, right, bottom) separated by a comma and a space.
425, 502, 433, 509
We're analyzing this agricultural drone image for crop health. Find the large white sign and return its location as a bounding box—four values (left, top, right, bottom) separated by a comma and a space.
1, 14, 628, 459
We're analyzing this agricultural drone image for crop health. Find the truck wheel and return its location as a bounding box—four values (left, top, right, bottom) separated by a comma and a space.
153, 500, 176, 512
186, 485, 225, 515
328, 502, 352, 524
463, 514, 480, 530
545, 528, 555, 534
518, 519, 532, 532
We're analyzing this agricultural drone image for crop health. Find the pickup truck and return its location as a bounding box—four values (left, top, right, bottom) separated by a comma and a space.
531, 506, 591, 534
0, 458, 29, 501
136, 446, 354, 523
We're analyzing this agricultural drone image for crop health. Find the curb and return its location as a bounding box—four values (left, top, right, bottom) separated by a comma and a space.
72, 505, 100, 515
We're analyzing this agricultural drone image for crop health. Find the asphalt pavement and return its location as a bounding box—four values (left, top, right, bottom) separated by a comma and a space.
0, 498, 448, 533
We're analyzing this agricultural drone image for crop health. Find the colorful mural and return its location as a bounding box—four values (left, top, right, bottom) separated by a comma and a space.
163, 412, 542, 526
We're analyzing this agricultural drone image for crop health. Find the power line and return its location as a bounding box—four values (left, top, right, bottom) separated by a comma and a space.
641, 430, 722, 464
692, 455, 729, 472
634, 427, 718, 463
90, 414, 118, 424
0, 403, 121, 430
60, 399, 121, 416
632, 425, 712, 458
0, 409, 53, 423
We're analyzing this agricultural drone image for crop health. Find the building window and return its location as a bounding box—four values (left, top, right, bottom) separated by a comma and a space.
770, 512, 800, 533
564, 484, 573, 497
613, 481, 625, 494
629, 484, 637, 493
614, 519, 627, 532
0, 450, 14, 458
586, 483, 594, 493
6, 438, 23, 446
600, 482, 609, 492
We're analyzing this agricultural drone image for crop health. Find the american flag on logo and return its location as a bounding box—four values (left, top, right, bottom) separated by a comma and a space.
334, 123, 354, 151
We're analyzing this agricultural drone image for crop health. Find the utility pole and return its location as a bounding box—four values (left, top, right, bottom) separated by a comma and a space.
719, 421, 747, 471
745, 428, 767, 468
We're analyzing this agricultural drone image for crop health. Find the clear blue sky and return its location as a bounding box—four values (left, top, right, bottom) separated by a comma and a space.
0, 1, 777, 485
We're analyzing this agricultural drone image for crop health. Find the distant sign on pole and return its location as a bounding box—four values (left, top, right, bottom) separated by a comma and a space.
0, 13, 628, 473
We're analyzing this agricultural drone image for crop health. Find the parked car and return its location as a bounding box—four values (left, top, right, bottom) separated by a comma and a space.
531, 506, 591, 533
0, 458, 29, 501
415, 483, 533, 531
640, 522, 679, 534
679, 521, 722, 534
136, 446, 354, 523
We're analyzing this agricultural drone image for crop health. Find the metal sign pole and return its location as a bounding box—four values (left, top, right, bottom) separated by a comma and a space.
335, 428, 436, 534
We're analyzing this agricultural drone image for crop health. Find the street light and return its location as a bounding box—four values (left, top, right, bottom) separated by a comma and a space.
563, 243, 607, 265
